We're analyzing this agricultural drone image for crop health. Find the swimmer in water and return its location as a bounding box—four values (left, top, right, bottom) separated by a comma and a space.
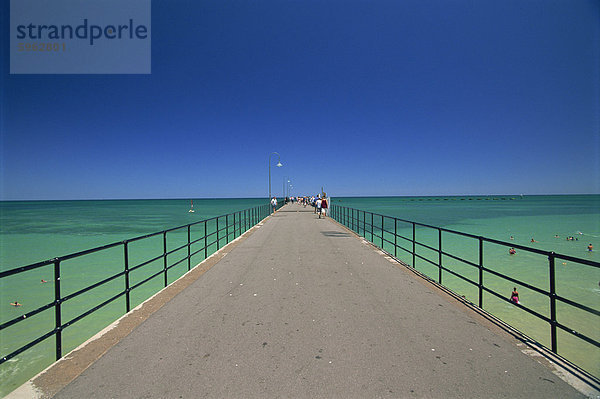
531, 238, 537, 243
510, 288, 519, 304
10, 301, 22, 307
509, 248, 516, 255
589, 244, 593, 252
41, 279, 47, 283
510, 236, 514, 240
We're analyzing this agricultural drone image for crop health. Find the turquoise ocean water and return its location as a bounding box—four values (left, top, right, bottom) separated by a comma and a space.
1, 195, 599, 395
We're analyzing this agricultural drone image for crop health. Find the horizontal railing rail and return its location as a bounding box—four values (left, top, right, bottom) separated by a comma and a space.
331, 203, 600, 379
0, 203, 271, 369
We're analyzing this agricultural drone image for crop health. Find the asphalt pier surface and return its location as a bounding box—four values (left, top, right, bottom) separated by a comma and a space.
40, 204, 584, 398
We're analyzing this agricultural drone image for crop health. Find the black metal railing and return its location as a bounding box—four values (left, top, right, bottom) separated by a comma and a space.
331, 204, 600, 378
0, 203, 271, 367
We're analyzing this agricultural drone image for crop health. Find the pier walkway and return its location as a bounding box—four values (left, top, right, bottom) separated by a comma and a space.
22, 204, 585, 398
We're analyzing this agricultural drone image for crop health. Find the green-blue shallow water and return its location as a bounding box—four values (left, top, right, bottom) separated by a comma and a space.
1, 195, 599, 396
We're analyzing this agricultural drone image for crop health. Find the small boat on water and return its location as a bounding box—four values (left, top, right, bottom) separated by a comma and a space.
189, 199, 195, 213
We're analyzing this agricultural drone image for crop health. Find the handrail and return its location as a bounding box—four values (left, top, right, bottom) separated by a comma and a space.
331, 203, 600, 378
0, 203, 271, 372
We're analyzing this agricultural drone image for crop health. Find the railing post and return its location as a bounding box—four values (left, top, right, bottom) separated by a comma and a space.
204, 221, 208, 260
412, 223, 416, 268
363, 210, 366, 238
216, 218, 220, 250
233, 212, 236, 239
549, 252, 557, 353
394, 218, 397, 257
381, 215, 384, 249
53, 258, 62, 360
347, 207, 350, 228
438, 228, 442, 284
163, 231, 168, 287
371, 212, 374, 242
226, 214, 229, 244
348, 208, 350, 229
124, 241, 131, 313
478, 237, 483, 308
187, 225, 191, 271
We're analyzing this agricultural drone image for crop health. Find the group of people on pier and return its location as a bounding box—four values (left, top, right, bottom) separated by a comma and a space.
270, 194, 329, 218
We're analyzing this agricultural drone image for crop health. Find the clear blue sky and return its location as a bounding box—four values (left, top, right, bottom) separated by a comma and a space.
1, 0, 599, 200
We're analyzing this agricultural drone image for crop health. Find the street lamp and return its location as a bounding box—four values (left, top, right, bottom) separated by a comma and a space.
269, 152, 282, 211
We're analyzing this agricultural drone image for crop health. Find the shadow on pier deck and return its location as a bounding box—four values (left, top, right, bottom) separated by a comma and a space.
9, 204, 596, 398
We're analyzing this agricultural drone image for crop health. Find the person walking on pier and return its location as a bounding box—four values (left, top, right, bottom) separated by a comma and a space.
321, 195, 328, 218
271, 197, 278, 213
316, 197, 322, 218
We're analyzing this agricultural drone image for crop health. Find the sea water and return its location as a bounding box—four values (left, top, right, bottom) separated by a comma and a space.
333, 195, 600, 379
0, 196, 598, 396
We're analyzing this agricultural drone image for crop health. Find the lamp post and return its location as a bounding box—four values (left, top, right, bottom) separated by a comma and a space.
269, 152, 282, 213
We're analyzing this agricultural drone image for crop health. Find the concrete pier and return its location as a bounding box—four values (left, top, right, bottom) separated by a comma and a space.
16, 204, 589, 398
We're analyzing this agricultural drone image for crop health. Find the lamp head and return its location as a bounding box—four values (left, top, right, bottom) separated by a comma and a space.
276, 161, 283, 167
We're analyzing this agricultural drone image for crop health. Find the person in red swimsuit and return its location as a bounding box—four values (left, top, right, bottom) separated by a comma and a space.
510, 287, 519, 304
